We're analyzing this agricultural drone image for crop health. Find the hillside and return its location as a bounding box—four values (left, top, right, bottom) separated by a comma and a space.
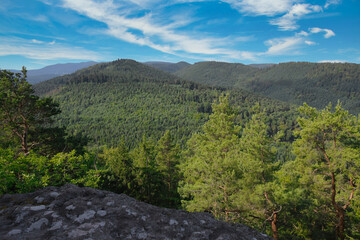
34, 59, 297, 147
175, 61, 360, 114
248, 63, 275, 69
144, 61, 191, 73
176, 61, 257, 88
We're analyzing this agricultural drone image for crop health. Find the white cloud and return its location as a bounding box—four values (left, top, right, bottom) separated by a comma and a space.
220, 1, 323, 31
297, 31, 309, 36
127, 0, 163, 8
30, 15, 49, 23
32, 39, 57, 45
318, 60, 346, 63
0, 37, 101, 60
270, 4, 322, 30
31, 39, 45, 44
305, 40, 316, 45
37, 0, 53, 5
264, 36, 304, 55
325, 0, 341, 9
222, 0, 293, 16
60, 0, 257, 60
309, 27, 335, 38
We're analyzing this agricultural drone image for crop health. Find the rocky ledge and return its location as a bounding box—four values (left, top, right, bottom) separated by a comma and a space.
0, 184, 272, 240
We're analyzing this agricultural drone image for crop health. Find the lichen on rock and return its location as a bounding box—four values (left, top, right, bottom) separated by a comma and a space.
0, 184, 272, 240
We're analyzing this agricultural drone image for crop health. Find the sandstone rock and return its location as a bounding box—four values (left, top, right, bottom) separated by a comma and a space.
0, 184, 272, 240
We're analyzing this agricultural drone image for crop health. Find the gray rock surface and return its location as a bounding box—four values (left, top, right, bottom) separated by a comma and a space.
0, 184, 272, 240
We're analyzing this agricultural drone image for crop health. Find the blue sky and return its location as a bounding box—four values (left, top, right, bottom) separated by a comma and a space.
0, 0, 359, 69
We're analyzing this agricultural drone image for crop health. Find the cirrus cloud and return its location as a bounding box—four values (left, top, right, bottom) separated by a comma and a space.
0, 36, 102, 60
222, 0, 293, 16
310, 27, 335, 38
270, 4, 322, 30
264, 36, 304, 55
60, 0, 257, 61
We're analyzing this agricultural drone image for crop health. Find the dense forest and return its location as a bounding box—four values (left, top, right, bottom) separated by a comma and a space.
144, 61, 191, 73
1, 61, 360, 240
175, 61, 360, 114
34, 59, 298, 148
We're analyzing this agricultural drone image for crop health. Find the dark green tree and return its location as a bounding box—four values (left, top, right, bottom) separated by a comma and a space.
239, 105, 280, 239
131, 135, 164, 205
0, 68, 61, 155
100, 143, 135, 194
156, 130, 181, 208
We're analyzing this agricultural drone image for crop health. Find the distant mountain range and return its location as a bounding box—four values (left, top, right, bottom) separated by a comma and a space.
8, 60, 276, 85
34, 59, 295, 147
14, 59, 359, 115
9, 61, 98, 84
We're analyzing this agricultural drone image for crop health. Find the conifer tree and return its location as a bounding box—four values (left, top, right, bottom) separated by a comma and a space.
156, 130, 181, 208
100, 143, 135, 194
0, 68, 61, 155
239, 105, 280, 239
292, 103, 360, 240
132, 135, 164, 205
179, 94, 242, 221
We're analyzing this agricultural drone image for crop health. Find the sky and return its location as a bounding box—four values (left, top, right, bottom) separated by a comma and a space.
0, 0, 359, 69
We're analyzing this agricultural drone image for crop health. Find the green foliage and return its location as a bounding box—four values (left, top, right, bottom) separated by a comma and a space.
0, 68, 63, 155
33, 59, 298, 149
0, 148, 47, 193
176, 61, 257, 88
145, 61, 191, 73
175, 61, 360, 114
45, 150, 90, 186
290, 103, 360, 239
99, 143, 135, 194
3, 61, 360, 239
156, 130, 181, 208
180, 94, 243, 220
0, 148, 94, 194
237, 105, 281, 238
131, 135, 165, 205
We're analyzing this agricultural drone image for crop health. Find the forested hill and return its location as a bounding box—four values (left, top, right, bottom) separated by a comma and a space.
35, 59, 194, 95
34, 59, 297, 148
175, 61, 360, 114
176, 61, 257, 88
144, 61, 190, 73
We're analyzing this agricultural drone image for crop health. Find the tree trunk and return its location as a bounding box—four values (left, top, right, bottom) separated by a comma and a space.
330, 171, 346, 240
271, 211, 279, 240
336, 208, 345, 240
21, 131, 29, 155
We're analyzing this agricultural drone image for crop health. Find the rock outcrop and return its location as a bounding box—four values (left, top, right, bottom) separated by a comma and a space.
0, 184, 272, 240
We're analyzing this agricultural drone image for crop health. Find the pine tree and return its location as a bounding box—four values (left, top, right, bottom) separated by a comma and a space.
131, 135, 164, 205
156, 130, 181, 208
179, 94, 242, 221
292, 103, 360, 240
239, 105, 280, 239
100, 143, 135, 194
0, 68, 61, 155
